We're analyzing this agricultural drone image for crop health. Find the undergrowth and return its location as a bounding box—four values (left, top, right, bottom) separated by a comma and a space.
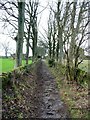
49, 63, 89, 119
2, 63, 36, 118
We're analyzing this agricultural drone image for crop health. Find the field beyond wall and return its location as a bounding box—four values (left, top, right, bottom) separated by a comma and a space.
0, 58, 32, 73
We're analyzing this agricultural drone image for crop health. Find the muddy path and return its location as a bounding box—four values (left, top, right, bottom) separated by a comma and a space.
32, 60, 70, 119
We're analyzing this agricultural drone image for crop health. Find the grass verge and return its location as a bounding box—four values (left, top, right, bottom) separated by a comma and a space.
49, 63, 89, 119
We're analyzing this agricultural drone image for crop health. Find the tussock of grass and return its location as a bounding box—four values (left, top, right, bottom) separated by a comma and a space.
49, 64, 89, 119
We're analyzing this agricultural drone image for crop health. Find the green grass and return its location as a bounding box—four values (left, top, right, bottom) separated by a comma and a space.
62, 59, 89, 73
78, 60, 89, 72
0, 58, 32, 73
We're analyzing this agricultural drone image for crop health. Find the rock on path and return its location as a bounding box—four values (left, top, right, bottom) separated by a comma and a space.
33, 60, 70, 119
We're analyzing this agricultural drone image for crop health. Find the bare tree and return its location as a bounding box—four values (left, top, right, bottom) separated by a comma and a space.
63, 1, 89, 82
48, 0, 88, 84
0, 0, 18, 38
24, 0, 39, 62
1, 41, 10, 58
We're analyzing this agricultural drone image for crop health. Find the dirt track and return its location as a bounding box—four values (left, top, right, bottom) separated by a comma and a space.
32, 60, 70, 119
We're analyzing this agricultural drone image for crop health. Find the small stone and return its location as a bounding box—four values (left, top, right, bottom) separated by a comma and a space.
46, 112, 54, 115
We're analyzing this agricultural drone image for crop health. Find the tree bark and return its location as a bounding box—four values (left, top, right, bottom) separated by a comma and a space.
32, 18, 38, 60
15, 1, 25, 67
69, 2, 77, 65
52, 15, 56, 59
57, 1, 63, 63
26, 24, 31, 64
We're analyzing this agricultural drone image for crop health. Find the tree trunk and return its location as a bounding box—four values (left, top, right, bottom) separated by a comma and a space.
26, 39, 29, 64
15, 1, 25, 67
26, 24, 31, 64
56, 42, 59, 62
48, 13, 52, 59
88, 2, 90, 75
32, 17, 38, 60
32, 29, 37, 60
69, 2, 77, 65
49, 39, 52, 59
57, 1, 63, 63
59, 27, 63, 63
52, 36, 55, 59
52, 16, 56, 59
5, 51, 8, 58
